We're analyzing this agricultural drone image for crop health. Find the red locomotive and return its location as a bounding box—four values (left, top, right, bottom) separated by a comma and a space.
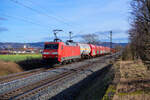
43, 42, 81, 63
42, 30, 114, 64
42, 41, 113, 64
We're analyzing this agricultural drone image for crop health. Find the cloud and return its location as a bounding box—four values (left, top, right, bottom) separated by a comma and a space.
0, 17, 7, 21
95, 29, 127, 34
72, 29, 129, 43
0, 17, 8, 33
42, 35, 69, 41
73, 29, 128, 38
0, 27, 8, 32
113, 37, 129, 43
72, 34, 85, 38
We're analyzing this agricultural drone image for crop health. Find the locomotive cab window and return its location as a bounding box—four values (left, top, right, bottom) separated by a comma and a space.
44, 44, 58, 49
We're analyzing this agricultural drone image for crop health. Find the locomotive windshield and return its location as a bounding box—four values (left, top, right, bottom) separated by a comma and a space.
44, 44, 58, 49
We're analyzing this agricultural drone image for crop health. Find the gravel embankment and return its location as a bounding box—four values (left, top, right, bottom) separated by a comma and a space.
0, 55, 111, 94
0, 68, 67, 94
0, 53, 119, 100
14, 54, 118, 100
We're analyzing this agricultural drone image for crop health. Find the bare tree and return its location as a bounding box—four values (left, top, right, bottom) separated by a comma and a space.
129, 0, 150, 69
81, 33, 100, 44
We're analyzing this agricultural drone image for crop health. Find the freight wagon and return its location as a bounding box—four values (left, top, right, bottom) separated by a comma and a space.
77, 43, 91, 58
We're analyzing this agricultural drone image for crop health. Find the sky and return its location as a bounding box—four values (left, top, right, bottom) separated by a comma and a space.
0, 0, 131, 43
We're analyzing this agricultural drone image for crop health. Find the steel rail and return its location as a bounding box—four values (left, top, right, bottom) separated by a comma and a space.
0, 63, 63, 84
0, 54, 119, 100
0, 62, 93, 100
0, 68, 45, 84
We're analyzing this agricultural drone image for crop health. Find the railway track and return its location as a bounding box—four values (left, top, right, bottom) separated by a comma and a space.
0, 63, 63, 84
0, 54, 120, 100
0, 54, 112, 85
0, 61, 94, 100
0, 68, 46, 84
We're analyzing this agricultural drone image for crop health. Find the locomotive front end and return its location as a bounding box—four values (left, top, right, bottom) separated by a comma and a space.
42, 42, 60, 63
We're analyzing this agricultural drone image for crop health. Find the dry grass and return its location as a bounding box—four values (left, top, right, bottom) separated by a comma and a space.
113, 60, 150, 100
0, 60, 23, 76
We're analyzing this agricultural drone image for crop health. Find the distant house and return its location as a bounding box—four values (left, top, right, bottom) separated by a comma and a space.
0, 44, 42, 54
0, 50, 10, 54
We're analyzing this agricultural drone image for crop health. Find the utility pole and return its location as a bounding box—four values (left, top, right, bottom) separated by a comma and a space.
110, 31, 112, 53
69, 31, 73, 40
110, 31, 112, 61
66, 31, 73, 42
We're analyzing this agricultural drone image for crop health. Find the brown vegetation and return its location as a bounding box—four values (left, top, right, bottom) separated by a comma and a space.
122, 45, 134, 61
0, 60, 23, 76
129, 0, 150, 69
0, 58, 55, 76
81, 33, 100, 44
113, 60, 150, 100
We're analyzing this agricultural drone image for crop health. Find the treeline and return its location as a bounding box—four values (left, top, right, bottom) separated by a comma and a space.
125, 0, 150, 68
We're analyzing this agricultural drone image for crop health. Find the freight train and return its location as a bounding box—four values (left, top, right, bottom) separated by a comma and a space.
42, 40, 115, 64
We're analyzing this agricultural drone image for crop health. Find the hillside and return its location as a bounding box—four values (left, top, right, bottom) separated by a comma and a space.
0, 42, 44, 49
0, 42, 127, 49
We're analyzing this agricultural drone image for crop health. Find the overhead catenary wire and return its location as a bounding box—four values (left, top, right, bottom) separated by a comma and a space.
9, 0, 84, 36
1, 13, 52, 28
9, 0, 73, 27
26, 0, 84, 31
8, 0, 92, 40
4, 0, 112, 42
0, 14, 53, 42
95, 31, 110, 38
26, 0, 72, 25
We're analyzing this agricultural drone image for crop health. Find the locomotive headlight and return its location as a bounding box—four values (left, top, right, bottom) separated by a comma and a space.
43, 52, 50, 54
52, 52, 58, 54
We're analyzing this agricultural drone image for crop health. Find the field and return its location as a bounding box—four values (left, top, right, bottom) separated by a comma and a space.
0, 54, 43, 76
0, 54, 42, 62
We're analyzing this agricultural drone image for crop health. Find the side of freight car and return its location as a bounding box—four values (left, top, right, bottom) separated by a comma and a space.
89, 44, 97, 57
77, 43, 91, 58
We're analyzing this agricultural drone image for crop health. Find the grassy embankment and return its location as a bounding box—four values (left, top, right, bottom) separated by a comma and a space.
0, 54, 42, 62
103, 60, 150, 100
0, 54, 42, 76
